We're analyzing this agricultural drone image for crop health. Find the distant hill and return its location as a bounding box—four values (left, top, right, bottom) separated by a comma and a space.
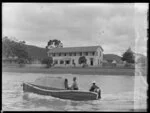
134, 53, 146, 58
103, 54, 122, 63
26, 45, 48, 59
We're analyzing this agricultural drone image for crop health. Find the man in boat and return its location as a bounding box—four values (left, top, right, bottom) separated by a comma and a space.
89, 81, 101, 98
64, 78, 70, 90
70, 77, 79, 90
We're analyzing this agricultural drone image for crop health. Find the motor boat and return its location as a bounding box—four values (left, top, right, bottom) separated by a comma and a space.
22, 77, 101, 101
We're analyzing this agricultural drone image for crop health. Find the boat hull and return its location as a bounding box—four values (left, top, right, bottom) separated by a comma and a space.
23, 83, 99, 101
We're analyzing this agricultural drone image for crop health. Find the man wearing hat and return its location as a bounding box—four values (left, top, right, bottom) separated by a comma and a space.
89, 81, 101, 98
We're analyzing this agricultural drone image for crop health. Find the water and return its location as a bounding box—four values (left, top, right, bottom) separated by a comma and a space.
2, 72, 147, 111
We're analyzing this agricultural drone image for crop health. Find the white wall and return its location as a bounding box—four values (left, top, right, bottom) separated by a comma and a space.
48, 47, 103, 67
53, 55, 98, 67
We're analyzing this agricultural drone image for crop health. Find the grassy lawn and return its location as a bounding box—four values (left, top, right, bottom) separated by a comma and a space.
2, 66, 135, 76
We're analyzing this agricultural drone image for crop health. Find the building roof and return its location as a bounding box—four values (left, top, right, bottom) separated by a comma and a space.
48, 46, 103, 53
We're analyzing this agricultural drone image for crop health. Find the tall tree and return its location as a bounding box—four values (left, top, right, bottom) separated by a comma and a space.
46, 39, 63, 49
78, 56, 87, 68
122, 47, 135, 63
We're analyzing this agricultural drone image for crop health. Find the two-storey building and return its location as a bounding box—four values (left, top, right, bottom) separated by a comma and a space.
47, 46, 103, 67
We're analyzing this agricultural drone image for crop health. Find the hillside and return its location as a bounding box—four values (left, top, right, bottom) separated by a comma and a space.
26, 45, 48, 59
103, 54, 122, 63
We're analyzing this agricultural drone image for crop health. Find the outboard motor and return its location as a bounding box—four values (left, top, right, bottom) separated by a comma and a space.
95, 88, 101, 99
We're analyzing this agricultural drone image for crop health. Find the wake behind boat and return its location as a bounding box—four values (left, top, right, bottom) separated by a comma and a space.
22, 77, 101, 101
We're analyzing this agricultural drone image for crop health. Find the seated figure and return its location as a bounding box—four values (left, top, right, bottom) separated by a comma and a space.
70, 77, 79, 90
64, 78, 69, 90
89, 81, 101, 98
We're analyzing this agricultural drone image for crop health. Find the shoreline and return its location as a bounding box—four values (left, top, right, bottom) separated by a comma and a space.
2, 66, 135, 76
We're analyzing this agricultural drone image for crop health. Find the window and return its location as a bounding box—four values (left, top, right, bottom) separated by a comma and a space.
54, 60, 58, 64
72, 59, 74, 64
60, 60, 64, 64
64, 53, 66, 56
74, 53, 76, 56
99, 51, 101, 57
86, 52, 88, 56
69, 53, 72, 56
96, 51, 98, 56
80, 52, 82, 56
59, 53, 61, 56
55, 53, 58, 56
53, 53, 55, 56
92, 52, 95, 56
66, 60, 70, 64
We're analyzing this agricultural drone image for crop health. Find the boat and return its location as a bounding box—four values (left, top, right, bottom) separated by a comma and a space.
22, 77, 101, 101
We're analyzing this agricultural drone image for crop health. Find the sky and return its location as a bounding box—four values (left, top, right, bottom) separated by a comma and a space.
2, 3, 148, 56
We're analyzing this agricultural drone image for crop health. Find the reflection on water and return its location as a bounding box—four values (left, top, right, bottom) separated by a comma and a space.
2, 72, 147, 111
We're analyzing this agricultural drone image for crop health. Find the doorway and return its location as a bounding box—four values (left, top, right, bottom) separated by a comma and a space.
90, 58, 93, 66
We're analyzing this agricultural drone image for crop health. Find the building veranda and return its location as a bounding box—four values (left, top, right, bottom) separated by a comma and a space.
47, 46, 103, 67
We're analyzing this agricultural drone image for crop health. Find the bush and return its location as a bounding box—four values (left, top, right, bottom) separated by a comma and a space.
82, 63, 88, 68
41, 57, 53, 68
17, 58, 27, 67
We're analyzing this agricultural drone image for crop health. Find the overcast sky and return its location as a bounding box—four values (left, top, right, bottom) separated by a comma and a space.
2, 3, 148, 56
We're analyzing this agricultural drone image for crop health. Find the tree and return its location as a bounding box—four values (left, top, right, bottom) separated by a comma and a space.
78, 56, 87, 68
2, 36, 14, 57
41, 57, 53, 68
2, 36, 29, 64
122, 47, 135, 63
46, 39, 63, 49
